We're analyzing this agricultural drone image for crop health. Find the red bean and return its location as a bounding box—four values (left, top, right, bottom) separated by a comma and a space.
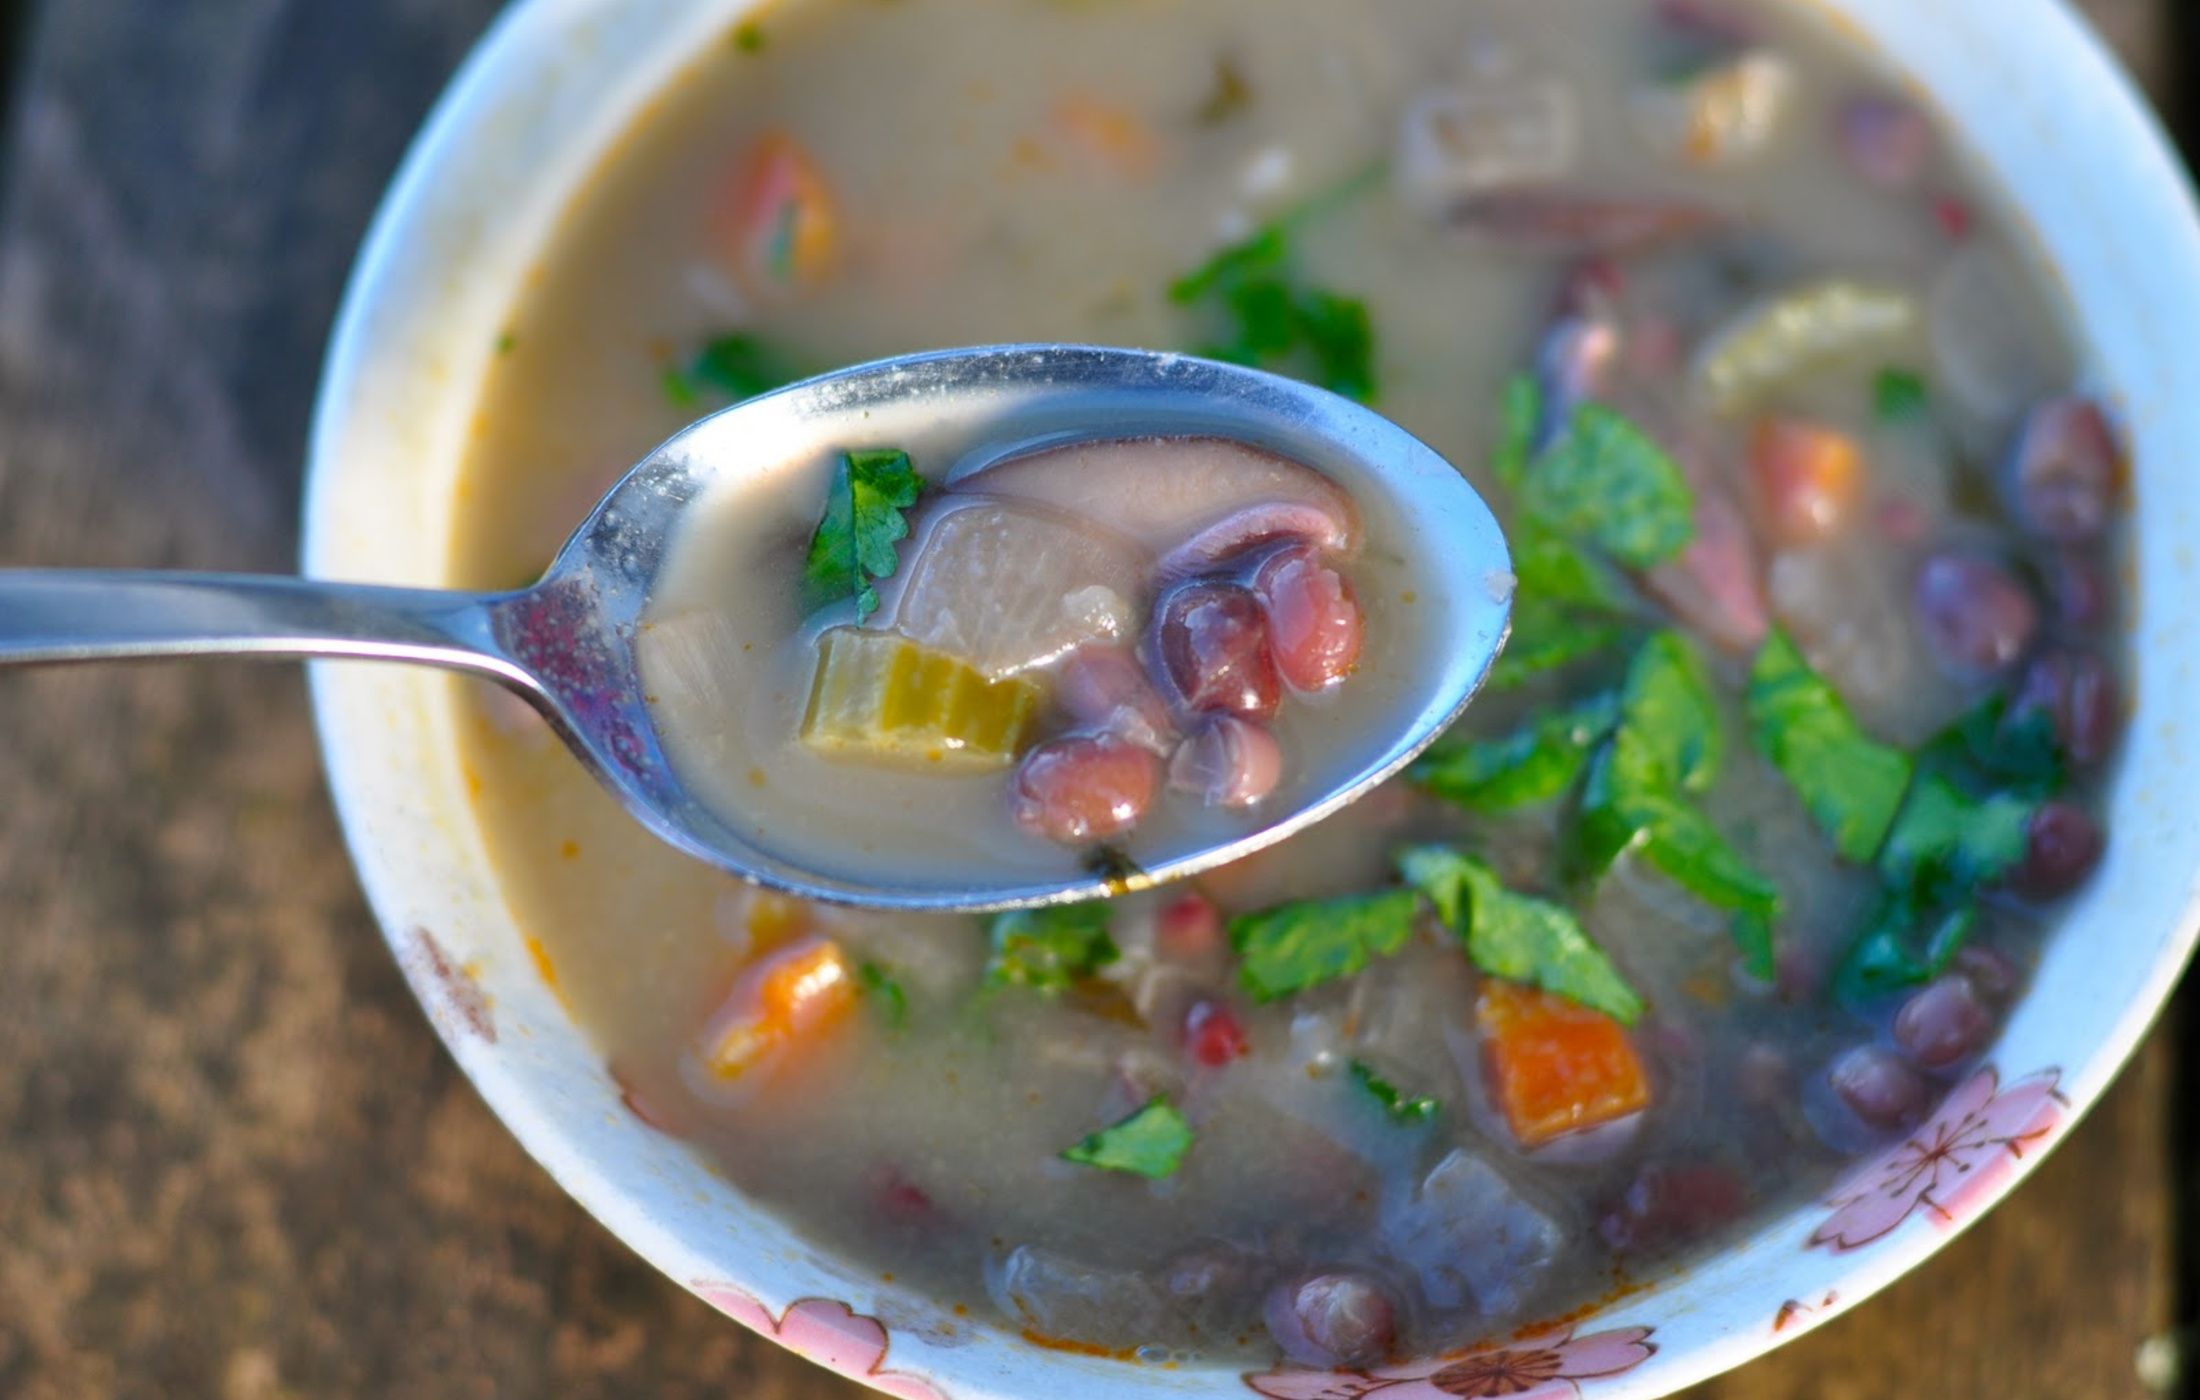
1828, 1045, 1927, 1129
2007, 396, 2120, 543
1263, 1273, 1397, 1369
2005, 800, 2105, 899
1183, 998, 1250, 1067
1154, 582, 1282, 719
1169, 715, 1284, 810
1255, 549, 1365, 692
1056, 645, 1176, 753
2010, 649, 2120, 768
1835, 94, 1933, 189
1953, 945, 2022, 1007
1009, 736, 1159, 845
1155, 893, 1225, 964
1913, 552, 2038, 678
1893, 975, 1996, 1069
1598, 1161, 1748, 1253
2050, 550, 2113, 630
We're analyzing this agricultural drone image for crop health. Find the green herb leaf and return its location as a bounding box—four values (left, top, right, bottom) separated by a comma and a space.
1172, 205, 1377, 402
1513, 523, 1638, 616
984, 902, 1118, 994
694, 334, 799, 400
801, 449, 924, 621
1522, 404, 1696, 570
1060, 1096, 1194, 1179
856, 962, 907, 1029
1874, 366, 1930, 423
1412, 692, 1620, 812
1349, 1060, 1439, 1125
1569, 632, 1779, 963
1229, 889, 1420, 1002
1488, 603, 1628, 691
1925, 693, 2067, 797
1626, 793, 1782, 920
1836, 895, 1976, 1000
1877, 772, 2035, 902
1399, 845, 1643, 1023
1729, 909, 1776, 982
1492, 374, 1542, 494
1748, 629, 1914, 862
1613, 630, 1724, 796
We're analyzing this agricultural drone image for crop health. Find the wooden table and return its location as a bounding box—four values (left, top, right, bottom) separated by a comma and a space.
0, 2, 2181, 1396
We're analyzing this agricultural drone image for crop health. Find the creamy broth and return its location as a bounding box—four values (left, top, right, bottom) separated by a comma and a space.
449, 0, 2120, 1367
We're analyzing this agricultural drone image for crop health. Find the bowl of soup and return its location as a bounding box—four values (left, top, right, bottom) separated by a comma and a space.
305, 0, 2200, 1395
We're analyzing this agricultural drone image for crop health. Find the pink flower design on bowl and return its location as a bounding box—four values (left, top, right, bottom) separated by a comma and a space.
1244, 1324, 1655, 1400
696, 1284, 947, 1400
1809, 1066, 2066, 1253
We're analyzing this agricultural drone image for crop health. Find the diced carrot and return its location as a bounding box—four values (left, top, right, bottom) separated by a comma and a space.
1052, 95, 1161, 179
1477, 980, 1650, 1148
719, 132, 838, 298
1749, 417, 1864, 546
699, 934, 857, 1082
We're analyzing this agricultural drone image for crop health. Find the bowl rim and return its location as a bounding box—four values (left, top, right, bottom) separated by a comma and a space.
303, 0, 2200, 1396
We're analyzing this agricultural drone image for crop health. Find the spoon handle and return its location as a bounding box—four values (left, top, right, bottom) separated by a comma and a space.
0, 570, 522, 679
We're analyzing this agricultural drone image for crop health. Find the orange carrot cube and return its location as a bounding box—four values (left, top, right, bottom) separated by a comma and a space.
1477, 980, 1651, 1147
700, 934, 857, 1082
1052, 95, 1161, 179
1749, 417, 1865, 546
720, 132, 839, 298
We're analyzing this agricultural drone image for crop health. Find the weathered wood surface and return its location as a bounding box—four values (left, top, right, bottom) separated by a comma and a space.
0, 2, 2178, 1396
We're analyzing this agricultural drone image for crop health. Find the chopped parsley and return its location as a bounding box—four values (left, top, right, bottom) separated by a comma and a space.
1512, 522, 1638, 616
801, 448, 925, 621
1487, 603, 1627, 691
1171, 181, 1379, 401
1229, 889, 1420, 1002
731, 20, 767, 52
1061, 1096, 1194, 1179
1572, 631, 1780, 975
1491, 374, 1541, 494
1876, 773, 2035, 902
1399, 845, 1643, 1024
1412, 692, 1621, 812
1874, 366, 1930, 422
1834, 753, 2040, 1002
857, 962, 907, 1029
1520, 404, 1697, 570
1350, 1061, 1439, 1125
666, 333, 803, 409
984, 902, 1118, 994
1748, 630, 1914, 862
1925, 691, 2066, 797
1837, 897, 1977, 1001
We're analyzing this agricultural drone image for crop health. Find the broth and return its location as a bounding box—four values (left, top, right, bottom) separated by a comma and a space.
448, 0, 2121, 1368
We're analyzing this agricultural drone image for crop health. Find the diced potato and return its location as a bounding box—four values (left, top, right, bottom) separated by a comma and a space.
1693, 280, 1920, 414
699, 934, 858, 1082
1477, 980, 1650, 1147
801, 628, 1041, 769
1395, 81, 1579, 215
1636, 52, 1796, 169
721, 132, 838, 298
893, 501, 1143, 679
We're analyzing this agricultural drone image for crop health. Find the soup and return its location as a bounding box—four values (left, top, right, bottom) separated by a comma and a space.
450, 0, 2122, 1369
638, 429, 1442, 887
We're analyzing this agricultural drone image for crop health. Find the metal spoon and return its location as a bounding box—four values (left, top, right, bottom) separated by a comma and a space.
0, 345, 1512, 910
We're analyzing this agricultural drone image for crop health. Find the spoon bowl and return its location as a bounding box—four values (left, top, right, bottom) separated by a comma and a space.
0, 344, 1512, 910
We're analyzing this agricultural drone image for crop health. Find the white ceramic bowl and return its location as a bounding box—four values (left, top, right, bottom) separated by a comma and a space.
304, 1, 2200, 1395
